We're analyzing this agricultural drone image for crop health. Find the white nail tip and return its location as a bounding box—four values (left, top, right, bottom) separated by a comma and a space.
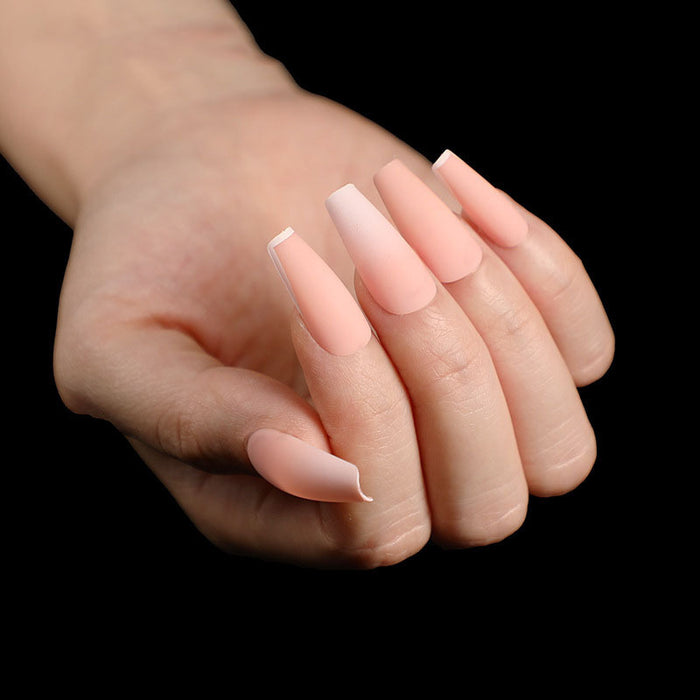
268, 225, 296, 251
432, 149, 454, 170
267, 227, 301, 313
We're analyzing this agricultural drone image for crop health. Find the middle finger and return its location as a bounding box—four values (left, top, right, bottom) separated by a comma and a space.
327, 184, 529, 547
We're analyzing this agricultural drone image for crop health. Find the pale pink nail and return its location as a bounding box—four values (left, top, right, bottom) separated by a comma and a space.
432, 149, 528, 248
325, 184, 437, 315
268, 227, 372, 356
374, 158, 483, 282
247, 428, 372, 503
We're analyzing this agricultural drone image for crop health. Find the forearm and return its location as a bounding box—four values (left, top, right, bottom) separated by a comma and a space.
0, 0, 291, 223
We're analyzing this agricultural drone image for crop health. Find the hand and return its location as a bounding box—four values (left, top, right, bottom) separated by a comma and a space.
51, 77, 613, 567
1, 4, 613, 568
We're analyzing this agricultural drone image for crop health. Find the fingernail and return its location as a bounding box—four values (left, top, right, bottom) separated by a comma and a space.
268, 227, 372, 356
432, 149, 528, 248
325, 184, 437, 315
247, 428, 373, 503
373, 158, 483, 282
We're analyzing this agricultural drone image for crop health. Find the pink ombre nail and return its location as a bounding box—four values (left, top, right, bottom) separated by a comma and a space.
374, 158, 483, 282
325, 184, 437, 315
268, 227, 372, 356
247, 428, 372, 503
432, 149, 528, 248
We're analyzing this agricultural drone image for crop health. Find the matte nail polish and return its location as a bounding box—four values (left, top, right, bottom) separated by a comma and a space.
268, 227, 372, 356
432, 149, 528, 248
247, 428, 372, 503
325, 184, 437, 315
374, 158, 483, 282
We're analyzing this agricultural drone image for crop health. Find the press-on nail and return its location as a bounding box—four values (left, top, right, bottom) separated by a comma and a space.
268, 227, 372, 356
374, 158, 483, 282
433, 149, 528, 248
247, 428, 372, 503
325, 184, 437, 315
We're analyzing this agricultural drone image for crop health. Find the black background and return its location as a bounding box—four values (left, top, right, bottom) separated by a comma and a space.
3, 2, 675, 650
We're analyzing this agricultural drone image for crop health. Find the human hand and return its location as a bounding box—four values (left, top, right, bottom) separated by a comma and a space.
51, 79, 612, 566
1, 3, 613, 568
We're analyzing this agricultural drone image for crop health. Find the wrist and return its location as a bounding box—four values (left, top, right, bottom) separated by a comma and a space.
0, 1, 294, 223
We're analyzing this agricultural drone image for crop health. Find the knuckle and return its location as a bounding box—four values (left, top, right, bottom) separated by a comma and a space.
529, 428, 598, 496
486, 298, 542, 356
419, 339, 497, 420
316, 359, 411, 437
421, 322, 489, 393
498, 300, 537, 339
433, 482, 529, 549
528, 251, 616, 386
353, 381, 408, 429
470, 262, 544, 359
571, 333, 615, 386
319, 507, 431, 569
154, 391, 207, 465
541, 251, 586, 303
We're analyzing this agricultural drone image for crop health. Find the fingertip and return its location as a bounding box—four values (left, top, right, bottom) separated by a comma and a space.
431, 148, 528, 248
246, 428, 373, 503
268, 226, 372, 356
373, 157, 483, 283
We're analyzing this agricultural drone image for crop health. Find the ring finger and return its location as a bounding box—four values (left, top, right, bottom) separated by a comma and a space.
373, 158, 598, 495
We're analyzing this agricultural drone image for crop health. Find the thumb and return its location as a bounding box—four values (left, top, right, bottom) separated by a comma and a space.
56, 320, 383, 565
55, 320, 351, 491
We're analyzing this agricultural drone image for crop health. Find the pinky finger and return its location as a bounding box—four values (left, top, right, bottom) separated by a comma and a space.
433, 149, 615, 386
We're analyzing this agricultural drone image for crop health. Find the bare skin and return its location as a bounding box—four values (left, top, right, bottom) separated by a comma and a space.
0, 1, 614, 567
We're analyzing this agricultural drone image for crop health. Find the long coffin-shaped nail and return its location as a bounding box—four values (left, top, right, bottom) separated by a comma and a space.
432, 149, 528, 248
374, 158, 483, 282
247, 428, 372, 503
325, 184, 437, 315
268, 227, 372, 356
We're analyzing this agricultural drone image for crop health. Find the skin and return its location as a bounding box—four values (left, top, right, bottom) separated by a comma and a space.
0, 1, 614, 568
